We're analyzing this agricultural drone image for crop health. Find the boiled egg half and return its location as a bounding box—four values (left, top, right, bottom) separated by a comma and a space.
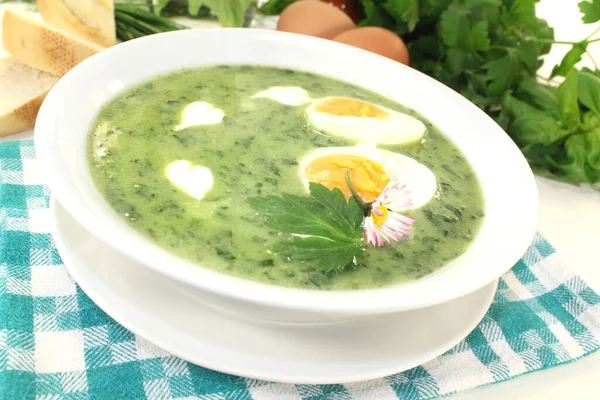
305, 96, 426, 145
299, 146, 436, 210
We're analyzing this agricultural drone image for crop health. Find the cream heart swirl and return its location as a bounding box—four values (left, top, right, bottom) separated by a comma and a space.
166, 160, 213, 200
175, 101, 224, 131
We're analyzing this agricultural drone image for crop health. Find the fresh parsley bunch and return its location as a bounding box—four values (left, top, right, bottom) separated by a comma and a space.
401, 0, 600, 185
260, 0, 600, 186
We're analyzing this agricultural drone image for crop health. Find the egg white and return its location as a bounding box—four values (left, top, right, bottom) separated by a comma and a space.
305, 97, 427, 145
298, 145, 437, 210
175, 101, 225, 131
251, 86, 311, 106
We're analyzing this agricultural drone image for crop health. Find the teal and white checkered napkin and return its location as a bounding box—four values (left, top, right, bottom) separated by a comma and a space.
1, 140, 600, 400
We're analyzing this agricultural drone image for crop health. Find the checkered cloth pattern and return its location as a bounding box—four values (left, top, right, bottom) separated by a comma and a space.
1, 140, 599, 400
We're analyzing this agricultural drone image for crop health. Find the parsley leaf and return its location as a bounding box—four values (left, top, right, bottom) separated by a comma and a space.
194, 0, 255, 27
309, 182, 364, 232
587, 127, 600, 171
578, 71, 600, 116
502, 92, 571, 146
441, 9, 469, 49
516, 79, 561, 119
383, 0, 420, 32
548, 130, 600, 183
469, 21, 491, 52
274, 236, 361, 272
551, 42, 588, 78
248, 183, 365, 272
516, 40, 542, 73
446, 48, 467, 75
579, 0, 600, 23
510, 113, 571, 147
486, 51, 519, 96
557, 69, 581, 128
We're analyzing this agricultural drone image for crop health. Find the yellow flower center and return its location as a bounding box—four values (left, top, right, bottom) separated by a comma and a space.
371, 205, 388, 226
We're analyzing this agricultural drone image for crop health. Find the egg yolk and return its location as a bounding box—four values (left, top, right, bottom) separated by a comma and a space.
314, 97, 389, 119
305, 155, 390, 201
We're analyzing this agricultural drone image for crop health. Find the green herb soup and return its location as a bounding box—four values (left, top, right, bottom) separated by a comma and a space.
88, 65, 484, 290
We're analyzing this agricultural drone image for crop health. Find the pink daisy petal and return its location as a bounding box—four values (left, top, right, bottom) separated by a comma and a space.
361, 175, 417, 247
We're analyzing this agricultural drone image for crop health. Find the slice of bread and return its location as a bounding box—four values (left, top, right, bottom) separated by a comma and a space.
0, 57, 59, 136
37, 0, 116, 47
1, 9, 105, 76
0, 2, 37, 58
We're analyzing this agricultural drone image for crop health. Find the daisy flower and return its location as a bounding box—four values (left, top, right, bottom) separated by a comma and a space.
344, 171, 415, 247
363, 176, 415, 247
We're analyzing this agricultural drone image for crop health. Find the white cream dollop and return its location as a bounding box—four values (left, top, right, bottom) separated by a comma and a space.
175, 101, 225, 131
251, 86, 311, 106
166, 160, 214, 200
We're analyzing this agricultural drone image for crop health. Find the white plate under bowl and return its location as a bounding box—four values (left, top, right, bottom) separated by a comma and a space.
35, 29, 537, 322
51, 198, 497, 384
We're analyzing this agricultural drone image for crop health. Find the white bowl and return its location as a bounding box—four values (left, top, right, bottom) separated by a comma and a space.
35, 29, 538, 323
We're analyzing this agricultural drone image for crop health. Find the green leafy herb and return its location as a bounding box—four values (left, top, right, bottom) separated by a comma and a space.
382, 0, 420, 32
515, 79, 561, 120
578, 70, 600, 115
440, 9, 468, 49
259, 0, 600, 185
188, 0, 255, 27
274, 236, 361, 272
503, 73, 600, 184
557, 69, 581, 127
156, 0, 212, 18
248, 183, 365, 272
117, 0, 254, 27
548, 131, 597, 183
469, 21, 491, 52
551, 42, 588, 78
152, 0, 171, 15
485, 51, 520, 96
188, 0, 204, 15
579, 0, 600, 23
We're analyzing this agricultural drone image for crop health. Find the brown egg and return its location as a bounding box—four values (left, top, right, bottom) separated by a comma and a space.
277, 0, 356, 39
333, 27, 410, 65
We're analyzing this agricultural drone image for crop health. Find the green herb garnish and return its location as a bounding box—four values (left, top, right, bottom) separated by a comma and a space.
248, 183, 365, 272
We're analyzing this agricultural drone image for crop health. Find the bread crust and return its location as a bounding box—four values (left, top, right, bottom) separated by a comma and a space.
2, 9, 104, 76
37, 0, 116, 47
0, 89, 50, 136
